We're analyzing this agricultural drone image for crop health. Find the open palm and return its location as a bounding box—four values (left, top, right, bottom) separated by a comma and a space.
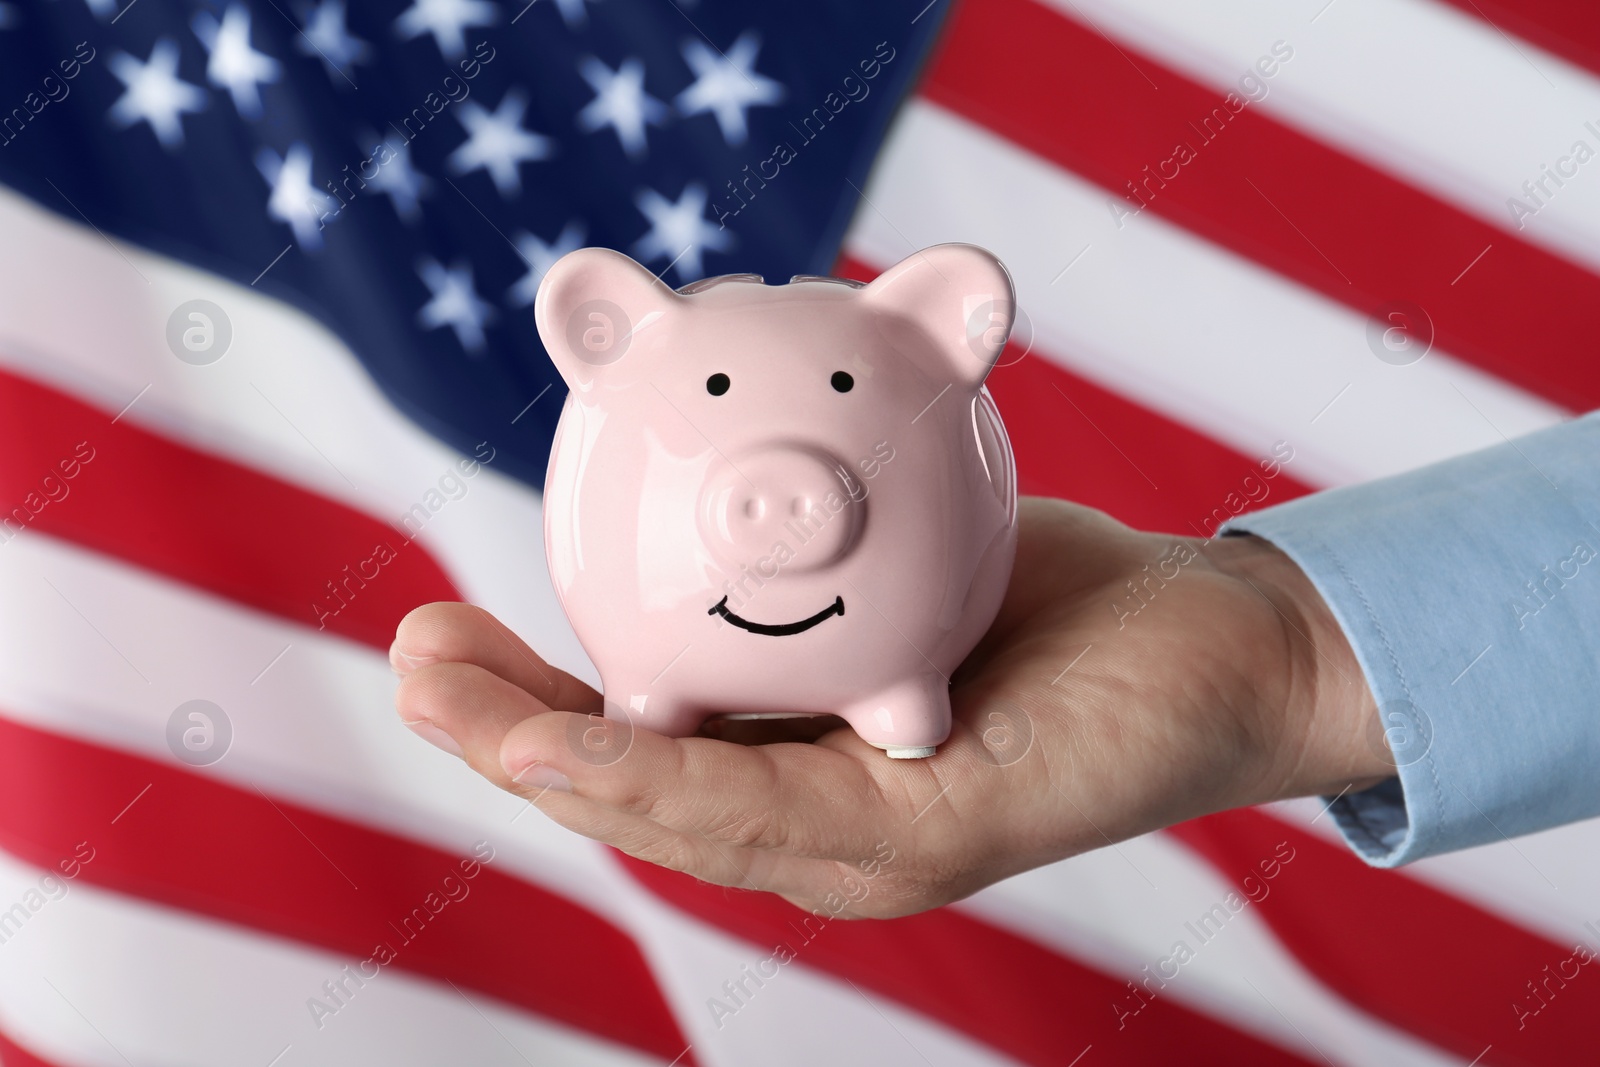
392, 497, 1382, 918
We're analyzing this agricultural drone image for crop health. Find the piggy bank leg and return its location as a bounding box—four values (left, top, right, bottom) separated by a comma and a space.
841, 674, 951, 759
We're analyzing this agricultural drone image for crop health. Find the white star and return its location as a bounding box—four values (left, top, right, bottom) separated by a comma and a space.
365, 136, 431, 224
674, 31, 783, 147
550, 0, 598, 30
630, 183, 734, 283
508, 220, 586, 307
193, 5, 281, 120
417, 258, 496, 353
257, 143, 337, 250
447, 90, 555, 199
576, 56, 667, 161
107, 40, 208, 150
297, 0, 371, 84
393, 0, 496, 62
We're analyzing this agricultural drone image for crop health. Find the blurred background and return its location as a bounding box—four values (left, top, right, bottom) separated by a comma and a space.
0, 0, 1594, 1063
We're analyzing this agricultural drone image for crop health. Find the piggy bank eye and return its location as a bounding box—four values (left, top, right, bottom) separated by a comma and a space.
831, 371, 854, 393
706, 373, 730, 396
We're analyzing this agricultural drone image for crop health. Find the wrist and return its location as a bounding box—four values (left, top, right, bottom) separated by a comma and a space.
1209, 534, 1390, 804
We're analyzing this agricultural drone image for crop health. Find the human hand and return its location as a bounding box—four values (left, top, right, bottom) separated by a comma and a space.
391, 496, 1386, 919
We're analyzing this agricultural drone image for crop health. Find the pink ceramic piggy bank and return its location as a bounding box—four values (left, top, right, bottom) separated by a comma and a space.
535, 244, 1018, 758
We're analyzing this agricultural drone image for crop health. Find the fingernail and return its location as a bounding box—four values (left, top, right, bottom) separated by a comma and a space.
390, 646, 439, 675
403, 719, 464, 758
511, 761, 572, 794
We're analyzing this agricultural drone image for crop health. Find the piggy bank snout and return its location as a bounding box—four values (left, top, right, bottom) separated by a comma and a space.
700, 448, 863, 573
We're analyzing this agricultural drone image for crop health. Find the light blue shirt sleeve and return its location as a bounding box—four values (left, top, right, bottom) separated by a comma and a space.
1220, 411, 1600, 866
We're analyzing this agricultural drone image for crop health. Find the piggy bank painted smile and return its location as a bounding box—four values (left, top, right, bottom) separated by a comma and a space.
536, 244, 1018, 758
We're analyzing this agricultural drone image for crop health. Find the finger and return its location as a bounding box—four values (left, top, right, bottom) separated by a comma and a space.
396, 659, 711, 844
396, 660, 551, 781
495, 710, 926, 863
396, 663, 855, 903
391, 601, 602, 715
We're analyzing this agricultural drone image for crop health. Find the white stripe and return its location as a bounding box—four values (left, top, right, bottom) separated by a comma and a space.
0, 188, 434, 519
961, 831, 1461, 1067
0, 847, 656, 1067
846, 101, 1568, 490
0, 184, 594, 687
1041, 0, 1600, 276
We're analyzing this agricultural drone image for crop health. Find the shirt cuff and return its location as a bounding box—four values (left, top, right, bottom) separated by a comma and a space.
1220, 412, 1600, 866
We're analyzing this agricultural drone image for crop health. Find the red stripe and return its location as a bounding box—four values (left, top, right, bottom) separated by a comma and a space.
0, 366, 459, 649
0, 713, 694, 1063
1435, 0, 1600, 81
619, 853, 1322, 1067
918, 0, 1596, 412
835, 254, 1316, 534
0, 1030, 65, 1067
1171, 810, 1598, 1067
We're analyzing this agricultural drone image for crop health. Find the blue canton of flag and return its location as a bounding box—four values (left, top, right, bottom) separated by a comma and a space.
0, 0, 951, 487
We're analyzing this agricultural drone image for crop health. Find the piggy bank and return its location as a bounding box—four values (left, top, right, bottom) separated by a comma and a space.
535, 244, 1018, 758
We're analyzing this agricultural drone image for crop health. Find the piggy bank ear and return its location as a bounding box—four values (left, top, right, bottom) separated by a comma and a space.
534, 247, 679, 390
861, 243, 1015, 387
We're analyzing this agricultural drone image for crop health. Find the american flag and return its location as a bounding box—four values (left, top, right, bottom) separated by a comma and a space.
0, 0, 1593, 1063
